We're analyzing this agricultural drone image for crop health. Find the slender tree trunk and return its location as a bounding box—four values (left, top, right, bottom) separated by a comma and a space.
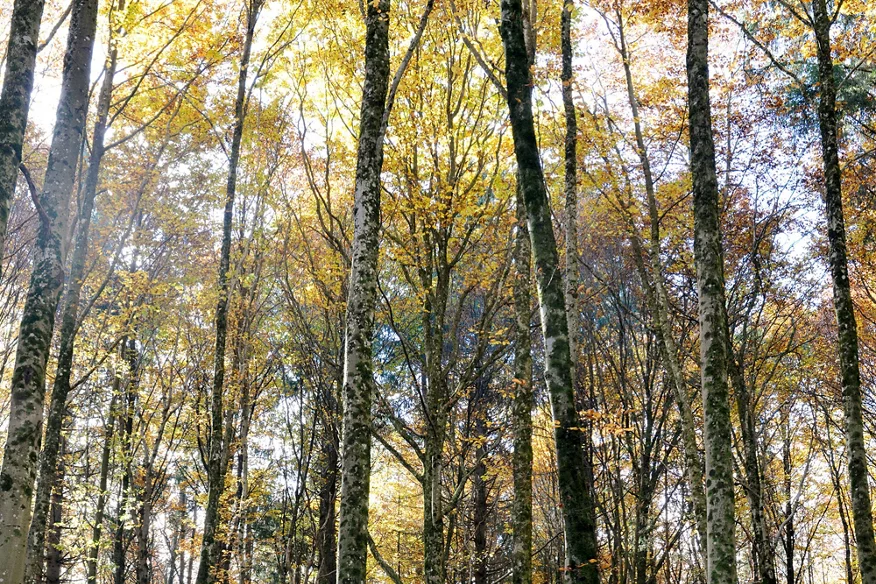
511, 186, 533, 584
196, 2, 260, 582
336, 0, 391, 581
188, 506, 196, 584
0, 0, 46, 253
26, 5, 124, 575
421, 269, 450, 584
473, 428, 488, 584
44, 437, 65, 584
729, 361, 775, 584
136, 469, 154, 584
562, 0, 579, 383
616, 9, 708, 555
499, 1, 599, 581
114, 337, 139, 584
87, 391, 116, 584
811, 2, 876, 582
782, 406, 794, 584
316, 416, 338, 584
686, 0, 738, 582
237, 373, 252, 584
0, 2, 99, 582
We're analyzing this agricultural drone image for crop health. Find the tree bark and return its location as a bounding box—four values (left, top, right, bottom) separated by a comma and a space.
316, 414, 338, 584
0, 1, 99, 582
335, 0, 391, 582
511, 188, 533, 584
87, 392, 116, 584
729, 360, 775, 584
615, 8, 708, 556
782, 405, 794, 584
499, 1, 599, 581
196, 2, 260, 582
25, 4, 124, 575
473, 419, 488, 584
114, 337, 139, 584
811, 1, 876, 582
562, 0, 579, 385
43, 437, 65, 584
686, 0, 738, 582
0, 0, 46, 254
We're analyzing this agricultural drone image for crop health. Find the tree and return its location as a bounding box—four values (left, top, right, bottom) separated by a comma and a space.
197, 2, 264, 582
336, 0, 391, 581
0, 0, 46, 255
686, 0, 738, 582
811, 0, 876, 581
0, 1, 100, 582
499, 0, 599, 581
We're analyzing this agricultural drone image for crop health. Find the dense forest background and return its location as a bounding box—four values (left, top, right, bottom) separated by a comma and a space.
0, 0, 874, 583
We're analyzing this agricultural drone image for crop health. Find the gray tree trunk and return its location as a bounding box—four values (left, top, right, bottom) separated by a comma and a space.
316, 411, 338, 584
686, 0, 738, 582
196, 2, 260, 582
335, 0, 390, 582
615, 9, 708, 557
511, 189, 533, 584
43, 437, 65, 584
562, 0, 578, 383
729, 360, 776, 584
25, 4, 124, 575
811, 1, 876, 582
0, 0, 46, 254
86, 392, 117, 584
0, 1, 99, 582
499, 1, 599, 581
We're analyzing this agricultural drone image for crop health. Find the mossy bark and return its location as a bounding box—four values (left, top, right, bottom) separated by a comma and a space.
25, 5, 124, 576
336, 1, 390, 582
616, 9, 708, 558
0, 1, 99, 582
811, 1, 876, 582
511, 189, 533, 584
0, 0, 46, 255
500, 1, 599, 581
686, 0, 738, 582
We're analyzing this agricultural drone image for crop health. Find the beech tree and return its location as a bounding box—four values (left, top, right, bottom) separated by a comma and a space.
0, 1, 100, 582
499, 0, 599, 581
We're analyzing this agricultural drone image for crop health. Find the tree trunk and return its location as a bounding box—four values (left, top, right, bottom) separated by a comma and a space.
782, 406, 794, 584
616, 7, 708, 556
511, 185, 534, 584
562, 0, 579, 385
136, 469, 153, 584
336, 0, 391, 582
473, 432, 488, 584
729, 361, 775, 584
0, 0, 46, 253
811, 1, 876, 582
316, 417, 338, 584
0, 1, 99, 582
114, 338, 139, 584
196, 2, 260, 582
499, 1, 599, 581
26, 4, 124, 574
87, 392, 117, 584
237, 373, 252, 584
44, 437, 65, 584
686, 0, 738, 582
